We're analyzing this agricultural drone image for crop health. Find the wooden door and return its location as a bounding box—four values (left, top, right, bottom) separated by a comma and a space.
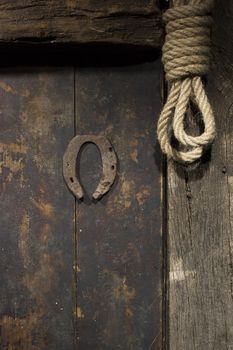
0, 60, 163, 349
1, 1, 233, 349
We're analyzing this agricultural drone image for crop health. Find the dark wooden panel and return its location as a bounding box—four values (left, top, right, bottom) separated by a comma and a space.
168, 0, 233, 348
74, 62, 162, 349
0, 0, 162, 50
0, 68, 76, 349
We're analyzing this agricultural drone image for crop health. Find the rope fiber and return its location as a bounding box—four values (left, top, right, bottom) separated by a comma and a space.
157, 0, 215, 164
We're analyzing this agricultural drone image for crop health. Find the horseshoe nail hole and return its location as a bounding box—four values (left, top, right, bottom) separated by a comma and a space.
70, 177, 74, 183
109, 147, 113, 152
67, 162, 70, 167
111, 165, 115, 170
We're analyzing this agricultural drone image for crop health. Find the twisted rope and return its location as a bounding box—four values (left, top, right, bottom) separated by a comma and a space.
157, 0, 216, 163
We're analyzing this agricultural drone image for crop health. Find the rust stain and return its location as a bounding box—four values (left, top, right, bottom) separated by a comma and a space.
0, 311, 44, 350
31, 198, 54, 218
22, 252, 53, 303
130, 149, 138, 163
121, 177, 134, 209
114, 276, 135, 302
19, 220, 54, 293
19, 93, 68, 175
20, 94, 68, 137
103, 269, 136, 303
135, 213, 145, 229
0, 142, 28, 188
105, 124, 114, 134
5, 216, 55, 348
18, 218, 54, 302
136, 185, 150, 206
125, 307, 134, 319
0, 81, 17, 95
107, 174, 135, 214
4, 213, 48, 349
21, 88, 30, 98
20, 110, 29, 123
0, 153, 24, 174
129, 139, 139, 163
18, 212, 30, 268
39, 223, 50, 245
20, 96, 53, 136
0, 142, 28, 154
76, 307, 85, 319
101, 270, 136, 348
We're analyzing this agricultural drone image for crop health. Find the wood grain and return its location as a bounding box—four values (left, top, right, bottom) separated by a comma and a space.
0, 0, 162, 50
168, 0, 233, 348
0, 68, 76, 349
74, 62, 162, 349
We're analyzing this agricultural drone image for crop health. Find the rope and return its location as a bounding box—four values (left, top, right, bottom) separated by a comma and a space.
157, 0, 216, 164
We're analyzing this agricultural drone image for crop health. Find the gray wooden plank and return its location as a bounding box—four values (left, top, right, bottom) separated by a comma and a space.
74, 62, 162, 349
0, 68, 76, 349
168, 0, 233, 348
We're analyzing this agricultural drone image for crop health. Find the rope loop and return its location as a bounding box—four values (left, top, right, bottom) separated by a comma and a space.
157, 0, 216, 164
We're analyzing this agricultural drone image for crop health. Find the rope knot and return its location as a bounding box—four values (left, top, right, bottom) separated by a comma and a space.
162, 2, 213, 82
157, 0, 216, 164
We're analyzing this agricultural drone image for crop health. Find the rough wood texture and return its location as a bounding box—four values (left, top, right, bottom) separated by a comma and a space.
0, 0, 162, 50
168, 0, 233, 348
74, 62, 162, 349
0, 62, 163, 348
0, 68, 76, 349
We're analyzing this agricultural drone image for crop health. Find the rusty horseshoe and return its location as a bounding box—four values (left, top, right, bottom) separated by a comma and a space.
63, 135, 117, 200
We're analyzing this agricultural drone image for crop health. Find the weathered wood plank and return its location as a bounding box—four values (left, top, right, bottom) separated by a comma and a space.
74, 62, 162, 349
168, 0, 233, 348
0, 68, 76, 349
0, 0, 162, 50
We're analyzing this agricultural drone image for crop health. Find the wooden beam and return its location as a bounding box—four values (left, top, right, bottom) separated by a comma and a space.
168, 0, 233, 348
0, 0, 163, 50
